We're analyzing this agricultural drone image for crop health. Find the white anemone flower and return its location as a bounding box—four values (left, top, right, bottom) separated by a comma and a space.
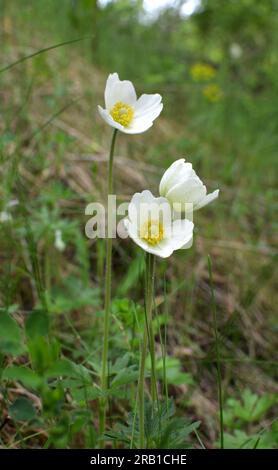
54, 229, 66, 252
98, 73, 163, 134
124, 190, 194, 258
159, 158, 219, 211
0, 211, 12, 223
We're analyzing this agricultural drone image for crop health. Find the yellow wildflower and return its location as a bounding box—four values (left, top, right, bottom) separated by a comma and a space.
202, 84, 223, 103
190, 62, 216, 82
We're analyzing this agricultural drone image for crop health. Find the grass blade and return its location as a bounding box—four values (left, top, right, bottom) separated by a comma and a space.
0, 36, 92, 74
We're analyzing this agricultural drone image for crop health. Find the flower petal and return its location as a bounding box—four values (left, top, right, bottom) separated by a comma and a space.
134, 94, 163, 121
181, 236, 194, 249
121, 119, 154, 134
169, 219, 194, 250
128, 190, 155, 224
159, 159, 219, 212
151, 218, 193, 257
128, 190, 171, 229
105, 75, 137, 110
159, 159, 192, 196
104, 73, 120, 109
166, 179, 206, 206
194, 189, 219, 210
151, 219, 194, 256
124, 105, 163, 134
124, 218, 173, 258
97, 105, 124, 131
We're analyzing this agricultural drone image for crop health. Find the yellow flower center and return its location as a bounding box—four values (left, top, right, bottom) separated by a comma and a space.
110, 101, 134, 127
140, 220, 164, 246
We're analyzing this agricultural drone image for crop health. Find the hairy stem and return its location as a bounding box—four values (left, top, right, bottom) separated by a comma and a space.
147, 256, 157, 403
138, 252, 156, 448
99, 128, 118, 447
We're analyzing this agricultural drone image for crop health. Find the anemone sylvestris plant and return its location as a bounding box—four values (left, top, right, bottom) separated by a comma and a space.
97, 71, 219, 448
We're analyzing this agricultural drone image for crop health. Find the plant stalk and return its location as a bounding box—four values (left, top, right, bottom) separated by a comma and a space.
147, 257, 158, 403
138, 252, 156, 448
99, 128, 118, 447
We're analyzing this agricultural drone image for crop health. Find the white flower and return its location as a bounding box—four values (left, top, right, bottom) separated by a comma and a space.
124, 190, 194, 258
159, 158, 219, 211
98, 73, 163, 134
0, 211, 12, 223
0, 200, 18, 223
229, 43, 242, 60
54, 229, 66, 252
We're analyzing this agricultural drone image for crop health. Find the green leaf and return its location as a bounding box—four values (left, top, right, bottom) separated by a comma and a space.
111, 366, 138, 389
70, 386, 100, 403
9, 397, 37, 422
45, 358, 91, 383
224, 389, 277, 426
0, 312, 25, 356
111, 353, 131, 373
116, 253, 144, 296
3, 366, 42, 389
27, 337, 60, 375
148, 356, 194, 386
25, 309, 49, 338
49, 278, 100, 314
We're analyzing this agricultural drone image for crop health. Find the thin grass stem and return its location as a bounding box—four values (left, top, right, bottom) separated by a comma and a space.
0, 36, 92, 74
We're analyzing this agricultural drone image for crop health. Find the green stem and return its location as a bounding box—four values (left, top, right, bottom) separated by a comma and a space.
208, 255, 224, 449
99, 128, 118, 448
163, 277, 169, 410
147, 256, 158, 403
138, 326, 148, 448
138, 252, 156, 448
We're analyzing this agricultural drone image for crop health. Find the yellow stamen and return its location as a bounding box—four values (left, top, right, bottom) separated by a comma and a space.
110, 101, 134, 127
140, 220, 164, 246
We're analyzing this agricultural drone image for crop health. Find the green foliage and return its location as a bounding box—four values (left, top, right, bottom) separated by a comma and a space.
218, 390, 278, 449
49, 277, 100, 314
9, 397, 37, 422
116, 253, 145, 296
0, 311, 25, 356
223, 389, 277, 427
223, 423, 278, 449
27, 337, 57, 375
147, 356, 194, 387
3, 366, 42, 390
110, 353, 139, 390
106, 399, 200, 449
25, 309, 50, 338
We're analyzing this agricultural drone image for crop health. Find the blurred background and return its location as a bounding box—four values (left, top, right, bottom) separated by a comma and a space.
0, 0, 277, 449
